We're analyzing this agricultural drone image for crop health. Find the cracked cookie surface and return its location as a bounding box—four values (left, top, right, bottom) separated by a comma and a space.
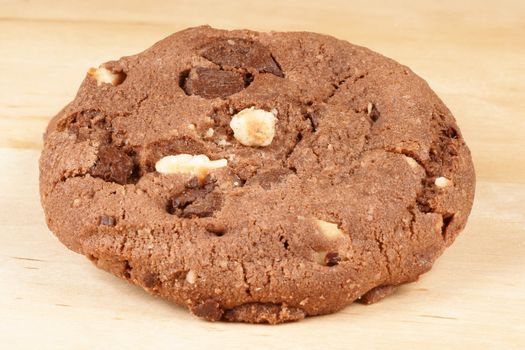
39, 26, 475, 324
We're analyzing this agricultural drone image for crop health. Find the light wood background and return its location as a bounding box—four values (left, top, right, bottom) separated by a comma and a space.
1, 0, 524, 349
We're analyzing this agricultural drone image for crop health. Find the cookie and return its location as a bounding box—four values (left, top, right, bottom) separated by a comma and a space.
39, 26, 475, 324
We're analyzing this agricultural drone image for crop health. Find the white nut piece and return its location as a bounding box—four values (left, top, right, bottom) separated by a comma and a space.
229, 107, 277, 147
403, 155, 419, 169
155, 154, 227, 181
216, 138, 231, 146
316, 219, 345, 239
88, 66, 125, 86
435, 176, 453, 188
367, 102, 374, 116
204, 128, 214, 138
185, 270, 196, 284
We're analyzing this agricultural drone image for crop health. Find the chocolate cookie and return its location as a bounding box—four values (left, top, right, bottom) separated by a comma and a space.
39, 26, 475, 324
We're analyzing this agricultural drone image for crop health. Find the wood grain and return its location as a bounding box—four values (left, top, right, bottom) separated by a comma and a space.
1, 0, 524, 348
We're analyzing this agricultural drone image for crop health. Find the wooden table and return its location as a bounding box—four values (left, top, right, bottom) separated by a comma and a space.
1, 0, 524, 348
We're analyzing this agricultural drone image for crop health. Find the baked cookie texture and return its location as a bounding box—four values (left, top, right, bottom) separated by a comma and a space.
39, 26, 475, 324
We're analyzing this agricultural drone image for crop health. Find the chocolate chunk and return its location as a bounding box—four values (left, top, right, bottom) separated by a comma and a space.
190, 299, 224, 322
90, 145, 135, 185
181, 192, 222, 218
182, 67, 245, 99
185, 176, 201, 189
167, 190, 199, 215
201, 38, 283, 77
243, 72, 254, 86
99, 215, 116, 226
325, 252, 341, 266
143, 272, 160, 289
167, 183, 222, 218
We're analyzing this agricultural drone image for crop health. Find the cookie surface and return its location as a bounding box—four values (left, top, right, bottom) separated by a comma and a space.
39, 26, 475, 324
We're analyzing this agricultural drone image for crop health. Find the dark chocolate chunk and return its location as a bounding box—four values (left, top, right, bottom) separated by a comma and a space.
190, 299, 224, 322
182, 67, 245, 99
143, 272, 160, 289
325, 252, 341, 266
167, 181, 222, 218
180, 192, 222, 218
90, 145, 134, 184
201, 38, 283, 77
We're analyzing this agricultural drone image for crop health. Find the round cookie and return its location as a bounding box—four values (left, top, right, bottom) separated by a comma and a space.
39, 26, 475, 324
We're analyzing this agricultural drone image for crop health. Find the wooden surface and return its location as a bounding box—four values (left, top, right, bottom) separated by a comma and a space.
1, 0, 524, 348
